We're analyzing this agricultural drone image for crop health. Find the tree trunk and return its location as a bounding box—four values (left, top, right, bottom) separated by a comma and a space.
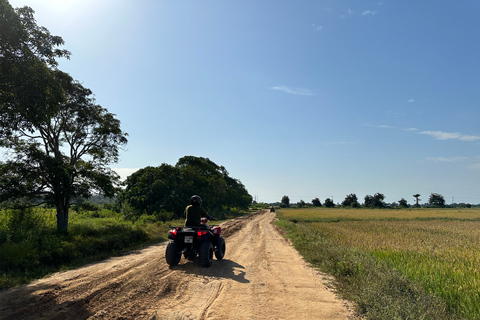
56, 199, 69, 233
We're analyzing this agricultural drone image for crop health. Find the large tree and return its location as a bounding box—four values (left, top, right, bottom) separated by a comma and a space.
0, 2, 128, 232
324, 198, 335, 208
398, 198, 408, 208
429, 193, 445, 207
312, 198, 322, 207
364, 193, 385, 208
342, 193, 359, 207
118, 156, 252, 219
281, 195, 290, 208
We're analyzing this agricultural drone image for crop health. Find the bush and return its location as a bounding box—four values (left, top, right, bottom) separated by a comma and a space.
0, 207, 160, 289
72, 201, 101, 214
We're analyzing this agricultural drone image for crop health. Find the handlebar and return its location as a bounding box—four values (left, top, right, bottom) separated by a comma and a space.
168, 225, 219, 229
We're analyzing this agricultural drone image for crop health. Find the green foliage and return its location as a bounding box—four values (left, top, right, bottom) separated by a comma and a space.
297, 200, 306, 208
250, 202, 270, 209
281, 195, 290, 207
311, 198, 322, 207
0, 2, 128, 232
398, 198, 408, 208
0, 207, 163, 289
364, 193, 385, 208
117, 156, 252, 220
342, 193, 359, 207
324, 198, 335, 208
72, 201, 101, 214
429, 193, 446, 207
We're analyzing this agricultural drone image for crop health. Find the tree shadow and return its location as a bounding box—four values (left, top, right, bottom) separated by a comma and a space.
0, 282, 93, 320
170, 259, 250, 284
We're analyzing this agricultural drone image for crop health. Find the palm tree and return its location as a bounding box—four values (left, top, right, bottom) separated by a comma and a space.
413, 194, 421, 207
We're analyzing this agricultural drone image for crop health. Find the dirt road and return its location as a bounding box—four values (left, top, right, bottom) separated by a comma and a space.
0, 210, 354, 320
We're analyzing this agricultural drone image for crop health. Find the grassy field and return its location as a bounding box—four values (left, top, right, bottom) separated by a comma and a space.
0, 207, 181, 289
276, 207, 480, 320
0, 205, 247, 290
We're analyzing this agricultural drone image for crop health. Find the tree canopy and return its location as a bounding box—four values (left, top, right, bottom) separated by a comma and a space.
324, 198, 335, 208
398, 198, 408, 208
364, 193, 385, 208
0, 1, 128, 232
312, 198, 322, 207
342, 193, 359, 207
429, 193, 445, 207
281, 195, 290, 208
117, 156, 252, 219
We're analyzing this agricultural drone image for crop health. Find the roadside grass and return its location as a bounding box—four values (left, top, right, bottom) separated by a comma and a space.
0, 206, 234, 290
0, 208, 178, 289
275, 207, 480, 320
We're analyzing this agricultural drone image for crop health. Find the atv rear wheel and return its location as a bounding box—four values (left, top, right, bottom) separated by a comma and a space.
198, 241, 214, 267
165, 241, 181, 266
215, 237, 226, 260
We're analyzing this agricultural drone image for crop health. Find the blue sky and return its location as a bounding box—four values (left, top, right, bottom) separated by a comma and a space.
9, 0, 480, 205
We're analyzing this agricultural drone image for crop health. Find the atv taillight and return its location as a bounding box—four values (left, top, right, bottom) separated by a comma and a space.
212, 227, 221, 235
168, 228, 178, 237
197, 230, 209, 237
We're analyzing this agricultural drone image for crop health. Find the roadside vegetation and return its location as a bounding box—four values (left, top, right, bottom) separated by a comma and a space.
275, 207, 480, 320
0, 206, 174, 289
0, 202, 253, 290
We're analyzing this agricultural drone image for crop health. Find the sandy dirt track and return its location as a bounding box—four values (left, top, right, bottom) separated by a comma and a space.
0, 210, 354, 320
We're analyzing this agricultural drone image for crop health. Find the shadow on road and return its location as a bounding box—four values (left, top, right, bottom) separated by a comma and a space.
170, 259, 250, 284
0, 282, 93, 320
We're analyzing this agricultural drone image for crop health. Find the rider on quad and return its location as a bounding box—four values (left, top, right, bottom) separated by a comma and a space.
166, 195, 224, 267
185, 195, 215, 227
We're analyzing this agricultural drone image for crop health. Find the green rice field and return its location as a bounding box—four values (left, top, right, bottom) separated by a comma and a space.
276, 207, 480, 319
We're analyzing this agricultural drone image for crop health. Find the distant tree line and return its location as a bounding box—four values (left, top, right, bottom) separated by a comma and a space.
277, 192, 479, 209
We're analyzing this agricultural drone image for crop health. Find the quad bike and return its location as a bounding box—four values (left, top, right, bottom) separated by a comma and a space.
166, 218, 226, 267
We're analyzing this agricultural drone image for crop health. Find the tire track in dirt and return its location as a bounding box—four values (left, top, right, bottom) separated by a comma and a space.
0, 210, 354, 320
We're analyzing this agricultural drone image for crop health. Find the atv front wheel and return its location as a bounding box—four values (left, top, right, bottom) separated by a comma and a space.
198, 241, 214, 267
215, 237, 226, 260
165, 241, 181, 266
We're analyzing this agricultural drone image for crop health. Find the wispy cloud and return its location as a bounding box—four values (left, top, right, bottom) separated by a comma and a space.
312, 24, 323, 31
341, 8, 353, 18
468, 163, 480, 171
362, 10, 378, 16
270, 85, 314, 96
405, 127, 418, 131
419, 131, 480, 141
426, 156, 468, 163
425, 156, 480, 172
365, 124, 393, 129
407, 99, 415, 103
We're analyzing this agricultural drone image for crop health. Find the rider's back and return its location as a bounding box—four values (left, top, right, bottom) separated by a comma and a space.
185, 204, 208, 227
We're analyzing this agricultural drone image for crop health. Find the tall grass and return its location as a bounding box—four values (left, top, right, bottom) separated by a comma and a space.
0, 208, 171, 289
275, 207, 480, 319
